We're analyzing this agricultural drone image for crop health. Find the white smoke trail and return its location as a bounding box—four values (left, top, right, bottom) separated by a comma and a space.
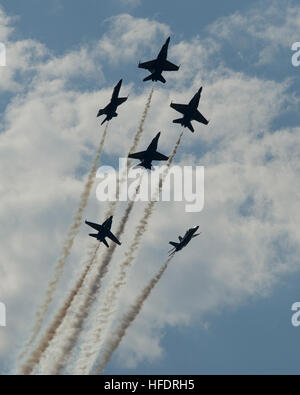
72, 188, 140, 374
73, 133, 183, 374
129, 87, 155, 161
45, 187, 141, 375
94, 256, 174, 375
35, 88, 154, 374
19, 125, 109, 361
105, 86, 155, 217
17, 245, 100, 375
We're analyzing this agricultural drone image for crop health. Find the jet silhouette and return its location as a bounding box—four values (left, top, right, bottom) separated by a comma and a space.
138, 37, 179, 83
85, 216, 121, 248
168, 226, 201, 256
170, 87, 209, 132
97, 79, 128, 125
128, 132, 169, 170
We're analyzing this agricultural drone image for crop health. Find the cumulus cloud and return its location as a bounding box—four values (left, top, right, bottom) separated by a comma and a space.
0, 7, 14, 41
97, 14, 170, 64
208, 0, 300, 65
109, 124, 300, 368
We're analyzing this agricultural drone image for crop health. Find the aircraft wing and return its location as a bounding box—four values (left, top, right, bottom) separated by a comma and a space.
106, 230, 121, 246
170, 103, 188, 114
97, 104, 109, 117
138, 60, 157, 71
153, 151, 169, 161
163, 60, 179, 71
102, 216, 113, 230
193, 110, 209, 125
128, 151, 146, 160
116, 97, 128, 106
85, 221, 102, 232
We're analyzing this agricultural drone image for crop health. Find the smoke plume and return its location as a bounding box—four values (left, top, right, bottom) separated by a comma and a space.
94, 256, 173, 374
106, 86, 154, 217
27, 89, 156, 374
18, 245, 100, 375
73, 133, 183, 374
19, 125, 109, 360
72, 187, 142, 374
50, 89, 155, 374
45, 186, 141, 374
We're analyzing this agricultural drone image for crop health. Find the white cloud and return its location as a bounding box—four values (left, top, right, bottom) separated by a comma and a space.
0, 7, 14, 42
97, 14, 170, 64
38, 47, 100, 80
209, 0, 300, 65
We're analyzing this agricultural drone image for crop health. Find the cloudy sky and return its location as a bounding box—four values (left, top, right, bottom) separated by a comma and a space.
0, 0, 300, 374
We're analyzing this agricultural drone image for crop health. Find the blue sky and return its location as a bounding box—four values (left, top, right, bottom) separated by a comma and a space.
0, 0, 300, 375
109, 272, 300, 375
2, 1, 254, 51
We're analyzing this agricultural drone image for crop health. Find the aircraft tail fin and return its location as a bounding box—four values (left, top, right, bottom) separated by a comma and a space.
168, 242, 178, 256
102, 238, 109, 248
192, 232, 202, 238
134, 161, 152, 170
187, 121, 194, 133
143, 73, 166, 83
97, 109, 104, 118
156, 74, 166, 83
143, 74, 154, 82
173, 118, 184, 126
89, 233, 98, 239
169, 241, 179, 248
101, 117, 108, 125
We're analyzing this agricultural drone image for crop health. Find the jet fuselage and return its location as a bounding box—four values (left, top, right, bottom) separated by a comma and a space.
152, 38, 169, 76
180, 89, 201, 126
169, 226, 201, 255
141, 133, 161, 168
97, 79, 127, 125
104, 102, 118, 121
170, 87, 208, 132
139, 37, 179, 83
85, 216, 121, 248
177, 226, 200, 250
128, 132, 168, 170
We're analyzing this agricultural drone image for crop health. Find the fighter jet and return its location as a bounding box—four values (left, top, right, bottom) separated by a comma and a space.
128, 132, 169, 170
85, 216, 121, 248
168, 226, 201, 256
170, 87, 209, 133
138, 37, 180, 83
97, 79, 128, 125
